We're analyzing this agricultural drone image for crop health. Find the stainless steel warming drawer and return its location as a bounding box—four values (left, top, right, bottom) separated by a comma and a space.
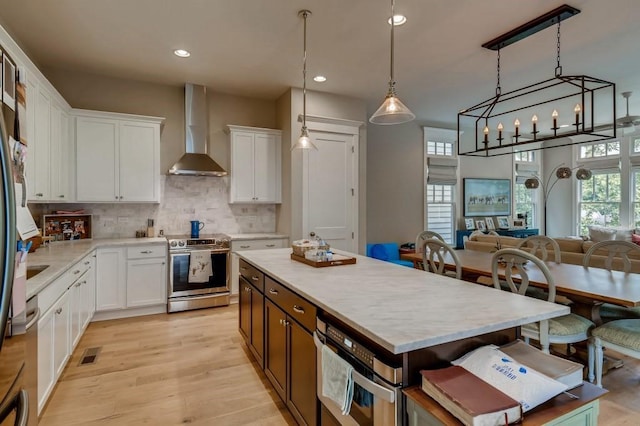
264, 276, 317, 332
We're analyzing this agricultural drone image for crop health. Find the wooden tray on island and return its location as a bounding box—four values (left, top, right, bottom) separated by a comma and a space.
290, 253, 357, 268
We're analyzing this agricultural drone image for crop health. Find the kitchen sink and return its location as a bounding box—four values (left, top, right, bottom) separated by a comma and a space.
26, 265, 49, 280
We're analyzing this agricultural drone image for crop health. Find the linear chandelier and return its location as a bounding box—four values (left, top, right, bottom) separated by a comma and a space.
458, 4, 616, 157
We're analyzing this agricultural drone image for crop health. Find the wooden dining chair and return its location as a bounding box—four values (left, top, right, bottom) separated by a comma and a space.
589, 319, 640, 387
516, 235, 561, 263
491, 248, 594, 364
583, 240, 640, 321
421, 239, 462, 279
415, 230, 445, 253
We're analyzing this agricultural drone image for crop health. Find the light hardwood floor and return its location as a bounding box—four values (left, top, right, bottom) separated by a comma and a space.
39, 305, 639, 425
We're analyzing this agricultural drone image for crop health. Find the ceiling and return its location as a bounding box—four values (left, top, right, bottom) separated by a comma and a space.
0, 0, 639, 128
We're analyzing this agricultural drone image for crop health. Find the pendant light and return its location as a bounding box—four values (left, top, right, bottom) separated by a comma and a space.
291, 10, 318, 150
369, 0, 415, 125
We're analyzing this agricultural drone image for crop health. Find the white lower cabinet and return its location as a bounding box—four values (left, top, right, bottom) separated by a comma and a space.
126, 257, 167, 307
96, 244, 167, 314
37, 251, 96, 415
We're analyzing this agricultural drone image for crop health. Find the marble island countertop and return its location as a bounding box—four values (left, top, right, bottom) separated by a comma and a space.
26, 238, 167, 299
236, 248, 570, 354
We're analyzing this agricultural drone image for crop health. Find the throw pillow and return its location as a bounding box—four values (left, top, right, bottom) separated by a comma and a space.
613, 227, 634, 242
370, 244, 389, 261
632, 233, 640, 246
588, 225, 617, 242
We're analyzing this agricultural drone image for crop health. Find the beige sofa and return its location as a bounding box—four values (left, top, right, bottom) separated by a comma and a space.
463, 233, 640, 273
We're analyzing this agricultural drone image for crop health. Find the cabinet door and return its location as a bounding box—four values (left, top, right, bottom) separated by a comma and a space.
52, 291, 70, 379
33, 87, 51, 200
37, 306, 54, 415
76, 117, 118, 201
25, 77, 37, 200
82, 262, 96, 328
264, 299, 287, 402
253, 132, 280, 202
69, 276, 82, 350
249, 282, 264, 368
96, 248, 126, 311
239, 277, 251, 343
118, 121, 159, 202
230, 131, 255, 202
126, 257, 167, 307
288, 319, 317, 426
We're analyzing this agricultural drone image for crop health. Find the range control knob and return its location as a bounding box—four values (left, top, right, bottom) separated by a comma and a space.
178, 241, 186, 247
169, 241, 177, 248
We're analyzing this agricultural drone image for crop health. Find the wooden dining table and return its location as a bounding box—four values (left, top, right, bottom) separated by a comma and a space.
402, 249, 640, 325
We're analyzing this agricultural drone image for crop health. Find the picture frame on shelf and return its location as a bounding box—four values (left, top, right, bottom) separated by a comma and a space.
485, 217, 496, 230
465, 218, 475, 230
511, 218, 525, 229
476, 219, 487, 231
497, 216, 510, 229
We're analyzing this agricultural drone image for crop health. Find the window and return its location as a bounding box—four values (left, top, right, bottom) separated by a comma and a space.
633, 168, 640, 228
514, 184, 536, 228
426, 141, 453, 156
578, 170, 621, 235
426, 184, 454, 243
424, 127, 458, 245
514, 151, 534, 162
579, 141, 620, 159
633, 138, 640, 154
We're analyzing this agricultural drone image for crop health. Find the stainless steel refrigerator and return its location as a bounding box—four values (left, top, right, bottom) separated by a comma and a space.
0, 70, 28, 424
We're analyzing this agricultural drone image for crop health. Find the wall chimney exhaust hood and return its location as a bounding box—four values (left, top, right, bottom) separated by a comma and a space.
168, 83, 227, 176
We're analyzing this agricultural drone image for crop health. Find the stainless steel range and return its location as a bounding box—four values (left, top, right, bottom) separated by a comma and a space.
167, 234, 231, 313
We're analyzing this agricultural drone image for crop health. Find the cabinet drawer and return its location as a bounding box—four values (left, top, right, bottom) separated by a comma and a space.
265, 277, 316, 332
239, 259, 264, 292
232, 238, 288, 251
127, 244, 167, 259
39, 252, 94, 314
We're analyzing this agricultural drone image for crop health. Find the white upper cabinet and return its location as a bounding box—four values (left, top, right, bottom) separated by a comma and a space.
24, 72, 72, 203
228, 125, 281, 204
74, 110, 163, 203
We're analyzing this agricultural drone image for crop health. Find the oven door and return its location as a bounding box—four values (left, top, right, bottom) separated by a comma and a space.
313, 332, 401, 426
169, 250, 229, 297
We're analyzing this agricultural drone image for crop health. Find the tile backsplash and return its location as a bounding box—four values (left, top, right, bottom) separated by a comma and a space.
30, 176, 276, 238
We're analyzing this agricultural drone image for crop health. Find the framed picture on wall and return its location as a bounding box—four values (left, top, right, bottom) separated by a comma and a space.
463, 178, 511, 217
464, 218, 475, 230
476, 219, 487, 231
497, 216, 510, 229
485, 217, 496, 230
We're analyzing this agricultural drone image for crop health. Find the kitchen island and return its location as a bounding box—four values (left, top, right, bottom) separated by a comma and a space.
236, 248, 570, 426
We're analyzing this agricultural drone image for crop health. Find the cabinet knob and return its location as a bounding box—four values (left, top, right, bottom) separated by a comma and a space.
266, 244, 275, 248
240, 267, 248, 271
119, 196, 123, 200
251, 276, 259, 282
115, 196, 119, 200
240, 245, 250, 249
293, 305, 305, 314
84, 261, 91, 265
36, 193, 43, 197
73, 270, 81, 275
55, 308, 63, 315
283, 320, 289, 327
59, 195, 65, 198
140, 250, 153, 254
161, 262, 166, 265
268, 288, 278, 295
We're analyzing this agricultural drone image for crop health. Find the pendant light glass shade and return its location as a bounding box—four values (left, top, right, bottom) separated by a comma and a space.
291, 126, 317, 150
370, 84, 415, 125
292, 10, 318, 151
369, 0, 415, 125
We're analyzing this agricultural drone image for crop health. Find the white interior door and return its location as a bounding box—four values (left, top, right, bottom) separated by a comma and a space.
304, 130, 356, 252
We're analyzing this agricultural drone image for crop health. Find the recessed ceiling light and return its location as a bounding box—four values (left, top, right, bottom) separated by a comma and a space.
388, 14, 407, 26
313, 75, 327, 82
174, 49, 191, 58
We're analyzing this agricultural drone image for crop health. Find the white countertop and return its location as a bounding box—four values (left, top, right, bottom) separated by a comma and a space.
228, 233, 288, 241
236, 248, 569, 354
26, 238, 167, 299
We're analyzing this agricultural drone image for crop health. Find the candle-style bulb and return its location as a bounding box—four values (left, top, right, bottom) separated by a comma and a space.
483, 126, 489, 135
532, 114, 538, 123
497, 122, 504, 131
514, 119, 520, 128
552, 109, 559, 118
574, 104, 581, 113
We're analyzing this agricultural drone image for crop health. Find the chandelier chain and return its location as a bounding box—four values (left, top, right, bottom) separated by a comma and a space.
555, 19, 562, 77
496, 49, 501, 96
